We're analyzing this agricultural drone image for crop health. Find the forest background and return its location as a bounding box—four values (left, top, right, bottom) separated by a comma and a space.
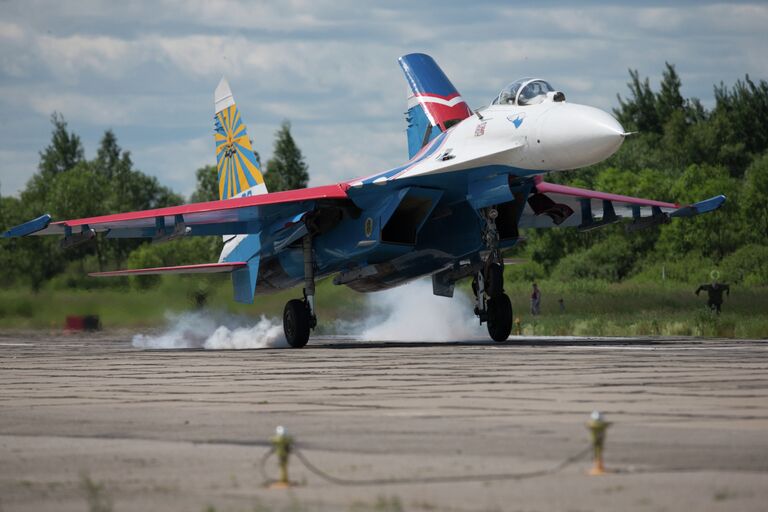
1, 66, 766, 337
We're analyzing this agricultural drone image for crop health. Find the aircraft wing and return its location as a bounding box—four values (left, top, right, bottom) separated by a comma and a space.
521, 177, 725, 230
3, 183, 351, 241
89, 262, 248, 277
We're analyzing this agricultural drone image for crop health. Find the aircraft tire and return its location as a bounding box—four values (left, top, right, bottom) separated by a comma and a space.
485, 262, 504, 298
487, 293, 512, 342
283, 299, 311, 348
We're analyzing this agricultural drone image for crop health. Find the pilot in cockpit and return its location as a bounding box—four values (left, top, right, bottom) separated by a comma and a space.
492, 79, 563, 106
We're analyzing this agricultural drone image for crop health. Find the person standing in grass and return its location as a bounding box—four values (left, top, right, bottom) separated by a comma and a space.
696, 280, 730, 314
531, 283, 541, 316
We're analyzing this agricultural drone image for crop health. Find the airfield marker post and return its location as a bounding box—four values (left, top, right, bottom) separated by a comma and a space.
269, 425, 294, 488
587, 411, 611, 475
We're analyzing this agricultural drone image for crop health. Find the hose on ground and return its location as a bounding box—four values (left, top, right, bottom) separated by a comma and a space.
260, 444, 592, 487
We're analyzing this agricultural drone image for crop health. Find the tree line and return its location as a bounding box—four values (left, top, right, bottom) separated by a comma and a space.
519, 64, 768, 286
1, 66, 767, 290
0, 117, 308, 290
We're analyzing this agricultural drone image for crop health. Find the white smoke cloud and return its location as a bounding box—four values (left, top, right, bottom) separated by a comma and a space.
132, 279, 485, 350
355, 279, 484, 342
132, 312, 287, 349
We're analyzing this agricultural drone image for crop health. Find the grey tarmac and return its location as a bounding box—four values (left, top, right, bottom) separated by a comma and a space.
1, 332, 767, 512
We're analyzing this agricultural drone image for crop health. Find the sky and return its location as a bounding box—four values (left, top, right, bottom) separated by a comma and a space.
1, 0, 766, 199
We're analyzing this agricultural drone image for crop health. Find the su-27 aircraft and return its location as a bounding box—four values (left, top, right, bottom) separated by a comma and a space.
4, 53, 725, 346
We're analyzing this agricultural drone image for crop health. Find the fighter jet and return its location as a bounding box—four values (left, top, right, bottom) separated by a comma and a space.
3, 53, 725, 346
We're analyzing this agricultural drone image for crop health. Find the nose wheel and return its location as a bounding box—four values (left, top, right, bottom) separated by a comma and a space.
484, 261, 504, 299
473, 207, 513, 342
486, 293, 513, 341
474, 271, 514, 342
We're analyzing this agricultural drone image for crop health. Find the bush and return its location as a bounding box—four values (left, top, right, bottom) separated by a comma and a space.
719, 244, 768, 286
551, 237, 636, 282
504, 260, 547, 285
126, 243, 164, 289
125, 237, 224, 290
630, 253, 718, 284
47, 256, 126, 290
14, 300, 34, 318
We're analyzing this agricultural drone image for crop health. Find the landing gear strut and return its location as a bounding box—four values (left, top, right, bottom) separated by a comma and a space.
283, 235, 317, 348
473, 207, 513, 342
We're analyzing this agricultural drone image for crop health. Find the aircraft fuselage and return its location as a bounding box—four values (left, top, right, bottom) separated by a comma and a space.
240, 99, 627, 294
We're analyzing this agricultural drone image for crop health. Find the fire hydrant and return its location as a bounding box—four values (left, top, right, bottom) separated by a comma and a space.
270, 425, 294, 487
586, 411, 611, 475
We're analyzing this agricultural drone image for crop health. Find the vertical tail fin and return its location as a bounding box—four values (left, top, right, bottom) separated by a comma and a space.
214, 78, 268, 200
398, 53, 473, 159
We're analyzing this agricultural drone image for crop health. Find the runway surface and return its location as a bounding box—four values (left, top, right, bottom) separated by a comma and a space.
1, 332, 767, 511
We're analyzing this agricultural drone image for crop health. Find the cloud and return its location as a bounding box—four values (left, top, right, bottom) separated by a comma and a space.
0, 1, 765, 198
28, 92, 137, 125
0, 21, 25, 41
0, 149, 39, 196
299, 124, 405, 187
35, 34, 145, 81
0, 21, 31, 77
131, 135, 212, 197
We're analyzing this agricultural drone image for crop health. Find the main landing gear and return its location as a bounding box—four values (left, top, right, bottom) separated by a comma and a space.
473, 207, 513, 342
283, 235, 317, 348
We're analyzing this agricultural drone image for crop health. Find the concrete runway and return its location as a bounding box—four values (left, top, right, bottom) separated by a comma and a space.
1, 332, 767, 511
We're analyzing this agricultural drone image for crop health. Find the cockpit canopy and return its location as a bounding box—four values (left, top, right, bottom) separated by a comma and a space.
492, 78, 559, 106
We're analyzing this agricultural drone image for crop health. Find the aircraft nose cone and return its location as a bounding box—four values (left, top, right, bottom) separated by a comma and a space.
537, 104, 626, 170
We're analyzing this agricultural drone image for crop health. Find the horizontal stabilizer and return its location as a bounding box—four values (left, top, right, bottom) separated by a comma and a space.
3, 214, 51, 237
670, 195, 726, 218
90, 262, 247, 277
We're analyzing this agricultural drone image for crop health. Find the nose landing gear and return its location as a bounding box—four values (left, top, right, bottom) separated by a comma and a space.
473, 207, 513, 342
486, 293, 513, 342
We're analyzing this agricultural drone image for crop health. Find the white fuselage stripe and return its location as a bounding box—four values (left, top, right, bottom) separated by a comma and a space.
416, 95, 467, 108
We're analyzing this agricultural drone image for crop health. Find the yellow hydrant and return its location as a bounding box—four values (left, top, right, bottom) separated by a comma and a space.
270, 425, 294, 488
586, 411, 611, 475
514, 317, 522, 335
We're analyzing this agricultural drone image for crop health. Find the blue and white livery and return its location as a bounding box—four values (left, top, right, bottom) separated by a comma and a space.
3, 53, 725, 346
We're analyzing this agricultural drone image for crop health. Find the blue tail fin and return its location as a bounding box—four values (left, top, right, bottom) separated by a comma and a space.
398, 53, 472, 159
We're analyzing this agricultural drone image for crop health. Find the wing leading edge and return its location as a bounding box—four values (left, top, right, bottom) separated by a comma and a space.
3, 183, 350, 239
89, 262, 247, 277
521, 177, 725, 230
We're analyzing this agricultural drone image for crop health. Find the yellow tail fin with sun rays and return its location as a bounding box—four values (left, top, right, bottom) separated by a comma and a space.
214, 78, 267, 200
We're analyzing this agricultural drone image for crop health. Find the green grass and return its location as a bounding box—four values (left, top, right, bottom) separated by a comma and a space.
502, 279, 768, 338
79, 472, 112, 512
0, 274, 364, 330
0, 275, 766, 338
